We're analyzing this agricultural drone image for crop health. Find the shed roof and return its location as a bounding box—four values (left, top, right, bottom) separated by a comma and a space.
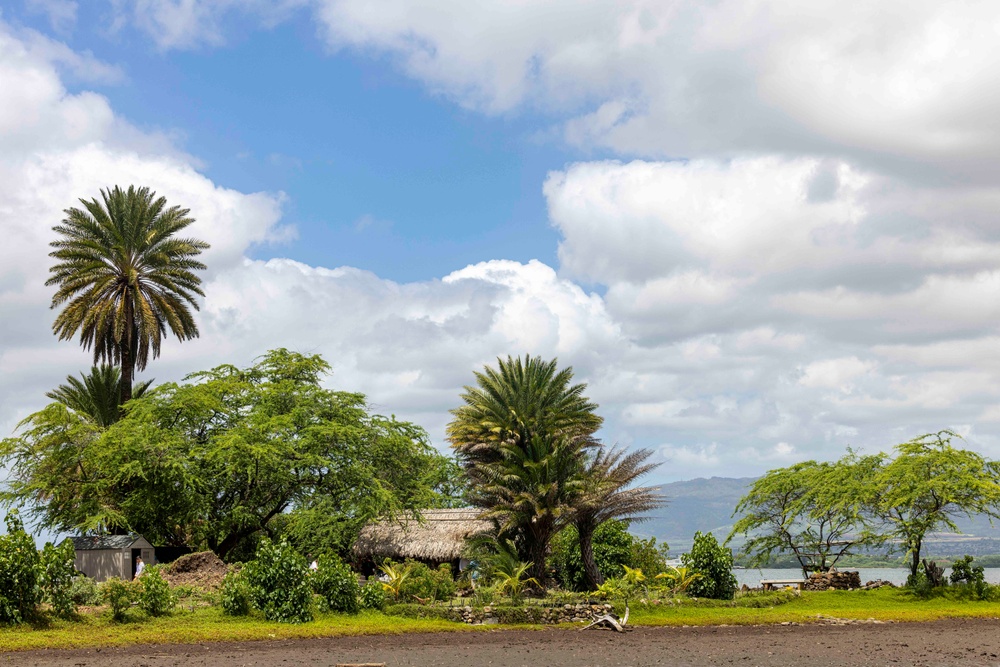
69, 534, 146, 550
353, 509, 491, 562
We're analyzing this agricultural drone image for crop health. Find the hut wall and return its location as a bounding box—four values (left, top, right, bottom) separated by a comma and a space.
76, 550, 125, 583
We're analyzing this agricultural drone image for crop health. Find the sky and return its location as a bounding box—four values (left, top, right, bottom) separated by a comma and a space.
3, 0, 1000, 487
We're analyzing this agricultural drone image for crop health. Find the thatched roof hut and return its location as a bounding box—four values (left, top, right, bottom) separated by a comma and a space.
353, 509, 491, 571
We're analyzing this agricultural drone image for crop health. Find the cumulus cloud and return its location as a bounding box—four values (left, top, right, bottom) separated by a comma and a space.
7, 5, 1000, 484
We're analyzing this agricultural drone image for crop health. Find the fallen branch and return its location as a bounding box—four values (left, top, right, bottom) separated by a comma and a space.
580, 604, 629, 633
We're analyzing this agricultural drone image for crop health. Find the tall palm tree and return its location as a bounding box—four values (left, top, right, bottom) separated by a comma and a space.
46, 365, 153, 427
574, 446, 666, 589
448, 355, 603, 581
47, 185, 209, 409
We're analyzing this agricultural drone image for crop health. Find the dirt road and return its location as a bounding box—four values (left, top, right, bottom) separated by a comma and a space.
6, 618, 1000, 667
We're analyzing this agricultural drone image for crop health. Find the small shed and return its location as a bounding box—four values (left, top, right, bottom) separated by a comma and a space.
353, 508, 491, 575
68, 534, 155, 582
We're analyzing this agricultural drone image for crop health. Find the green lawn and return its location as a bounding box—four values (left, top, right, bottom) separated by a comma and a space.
3, 589, 1000, 653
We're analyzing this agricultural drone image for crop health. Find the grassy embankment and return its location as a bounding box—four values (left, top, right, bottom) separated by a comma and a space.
3, 588, 1000, 653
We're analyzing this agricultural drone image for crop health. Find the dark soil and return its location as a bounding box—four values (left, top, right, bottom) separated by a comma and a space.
8, 618, 1000, 667
162, 551, 232, 592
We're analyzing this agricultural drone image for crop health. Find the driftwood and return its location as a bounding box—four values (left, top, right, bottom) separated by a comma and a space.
923, 559, 945, 587
580, 605, 630, 633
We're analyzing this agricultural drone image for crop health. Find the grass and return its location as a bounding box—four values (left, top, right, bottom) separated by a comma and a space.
3, 588, 1000, 653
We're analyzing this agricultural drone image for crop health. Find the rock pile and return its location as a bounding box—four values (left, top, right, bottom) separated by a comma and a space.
862, 579, 896, 590
162, 551, 233, 591
456, 603, 616, 625
804, 570, 862, 591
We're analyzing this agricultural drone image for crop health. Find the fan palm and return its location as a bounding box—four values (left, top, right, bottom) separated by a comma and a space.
47, 185, 208, 409
574, 446, 666, 589
46, 365, 153, 427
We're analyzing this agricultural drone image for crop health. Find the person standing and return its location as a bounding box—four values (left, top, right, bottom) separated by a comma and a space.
134, 556, 146, 579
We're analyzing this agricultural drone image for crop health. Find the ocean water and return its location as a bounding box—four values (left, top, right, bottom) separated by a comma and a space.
734, 567, 1000, 587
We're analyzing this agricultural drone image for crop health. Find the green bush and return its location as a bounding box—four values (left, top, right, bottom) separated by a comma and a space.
358, 579, 387, 611
242, 539, 313, 623
949, 555, 991, 600
67, 575, 100, 606
39, 540, 77, 618
310, 555, 359, 614
550, 521, 634, 592
397, 561, 456, 602
138, 566, 175, 616
101, 577, 136, 621
682, 531, 737, 600
220, 571, 251, 616
0, 511, 42, 624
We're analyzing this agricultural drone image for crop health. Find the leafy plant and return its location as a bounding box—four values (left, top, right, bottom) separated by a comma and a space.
0, 510, 42, 624
398, 562, 456, 602
378, 561, 412, 601
550, 520, 633, 592
655, 565, 702, 595
39, 539, 77, 618
682, 531, 738, 600
242, 538, 313, 623
138, 565, 175, 616
67, 575, 100, 606
950, 555, 989, 599
101, 577, 136, 621
220, 571, 251, 616
310, 555, 359, 614
358, 579, 387, 611
492, 560, 539, 604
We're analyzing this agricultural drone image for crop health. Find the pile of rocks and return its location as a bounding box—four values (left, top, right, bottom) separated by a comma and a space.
804, 570, 862, 591
456, 602, 616, 625
862, 579, 896, 590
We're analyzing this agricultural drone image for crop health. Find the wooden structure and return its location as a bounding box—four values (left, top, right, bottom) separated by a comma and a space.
353, 508, 491, 574
68, 534, 155, 582
760, 578, 806, 591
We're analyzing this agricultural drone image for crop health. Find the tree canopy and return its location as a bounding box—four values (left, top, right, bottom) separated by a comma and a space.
1, 349, 455, 559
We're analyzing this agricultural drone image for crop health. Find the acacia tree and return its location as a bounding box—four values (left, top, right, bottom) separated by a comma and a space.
447, 355, 603, 581
0, 349, 452, 559
47, 185, 208, 409
864, 431, 1000, 580
728, 457, 882, 576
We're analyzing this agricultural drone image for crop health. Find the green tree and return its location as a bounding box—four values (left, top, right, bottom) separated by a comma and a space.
0, 511, 42, 624
47, 365, 153, 427
728, 457, 882, 577
1, 349, 449, 558
47, 185, 208, 408
447, 355, 602, 581
572, 446, 665, 589
864, 431, 1000, 580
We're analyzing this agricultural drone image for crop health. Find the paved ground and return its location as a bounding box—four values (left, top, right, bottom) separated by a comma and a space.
6, 618, 1000, 667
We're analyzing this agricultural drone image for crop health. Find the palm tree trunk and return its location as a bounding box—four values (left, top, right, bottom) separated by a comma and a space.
578, 522, 604, 590
119, 342, 133, 411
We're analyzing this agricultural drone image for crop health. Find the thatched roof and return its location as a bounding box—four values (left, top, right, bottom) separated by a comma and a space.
353, 509, 491, 562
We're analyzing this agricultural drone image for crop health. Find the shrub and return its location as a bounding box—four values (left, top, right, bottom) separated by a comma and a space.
138, 566, 175, 616
0, 511, 42, 624
220, 571, 251, 616
39, 540, 77, 618
550, 521, 634, 591
682, 532, 737, 600
67, 575, 101, 606
310, 555, 359, 614
397, 561, 456, 602
358, 579, 387, 611
950, 555, 990, 600
102, 577, 136, 621
242, 538, 313, 623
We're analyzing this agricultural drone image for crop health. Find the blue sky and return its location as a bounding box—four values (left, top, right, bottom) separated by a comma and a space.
4, 0, 1000, 492
11, 4, 579, 281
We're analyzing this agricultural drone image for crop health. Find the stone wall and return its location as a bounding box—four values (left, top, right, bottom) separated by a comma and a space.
804, 570, 862, 591
458, 602, 616, 625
